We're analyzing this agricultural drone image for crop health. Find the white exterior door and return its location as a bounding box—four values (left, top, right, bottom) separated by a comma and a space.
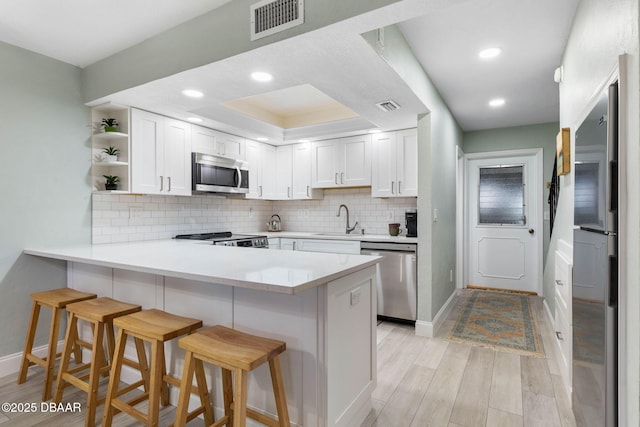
466, 151, 542, 294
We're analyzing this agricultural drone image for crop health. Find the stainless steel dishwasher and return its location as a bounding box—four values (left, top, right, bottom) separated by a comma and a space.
361, 241, 417, 322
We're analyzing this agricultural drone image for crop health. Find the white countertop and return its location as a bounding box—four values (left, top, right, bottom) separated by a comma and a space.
24, 240, 380, 295
261, 231, 419, 243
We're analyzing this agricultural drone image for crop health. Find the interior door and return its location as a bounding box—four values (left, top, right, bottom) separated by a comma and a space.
466, 152, 542, 294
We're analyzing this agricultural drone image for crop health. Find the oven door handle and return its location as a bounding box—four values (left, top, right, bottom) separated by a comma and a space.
235, 166, 242, 189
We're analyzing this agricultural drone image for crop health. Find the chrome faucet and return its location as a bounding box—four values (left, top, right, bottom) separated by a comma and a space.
337, 204, 358, 234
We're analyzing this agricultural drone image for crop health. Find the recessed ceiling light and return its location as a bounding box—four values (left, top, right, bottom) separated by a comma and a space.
251, 71, 273, 82
256, 137, 269, 141
186, 117, 203, 123
369, 129, 382, 134
182, 89, 204, 98
489, 98, 506, 107
478, 47, 502, 59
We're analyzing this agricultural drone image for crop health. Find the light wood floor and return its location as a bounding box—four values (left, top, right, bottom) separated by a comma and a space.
361, 291, 577, 427
0, 291, 577, 426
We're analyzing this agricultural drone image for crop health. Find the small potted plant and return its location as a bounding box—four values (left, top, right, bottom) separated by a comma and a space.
103, 175, 120, 191
101, 118, 119, 132
102, 146, 120, 162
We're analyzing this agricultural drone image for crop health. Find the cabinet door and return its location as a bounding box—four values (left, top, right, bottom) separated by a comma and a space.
131, 109, 164, 194
311, 140, 338, 188
215, 131, 245, 160
191, 125, 217, 155
396, 129, 418, 197
292, 143, 323, 199
245, 140, 262, 199
280, 238, 297, 251
261, 144, 277, 200
164, 118, 192, 195
275, 145, 293, 200
371, 132, 397, 197
340, 135, 371, 187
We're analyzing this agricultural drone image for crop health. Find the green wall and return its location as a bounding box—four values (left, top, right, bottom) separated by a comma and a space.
0, 42, 91, 356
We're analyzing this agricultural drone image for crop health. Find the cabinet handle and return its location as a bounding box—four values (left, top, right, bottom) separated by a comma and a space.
160, 176, 164, 192
555, 279, 564, 286
391, 181, 395, 194
398, 181, 402, 194
287, 186, 291, 199
341, 172, 344, 184
335, 173, 338, 185
167, 176, 171, 192
259, 185, 263, 197
293, 241, 297, 250
306, 185, 310, 197
221, 144, 226, 155
556, 331, 563, 341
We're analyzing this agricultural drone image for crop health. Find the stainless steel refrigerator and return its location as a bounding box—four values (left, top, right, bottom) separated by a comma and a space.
572, 81, 618, 427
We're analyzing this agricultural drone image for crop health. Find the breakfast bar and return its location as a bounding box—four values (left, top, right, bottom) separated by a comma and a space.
24, 240, 380, 427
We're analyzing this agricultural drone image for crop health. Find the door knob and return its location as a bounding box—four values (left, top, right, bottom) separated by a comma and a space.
528, 228, 535, 234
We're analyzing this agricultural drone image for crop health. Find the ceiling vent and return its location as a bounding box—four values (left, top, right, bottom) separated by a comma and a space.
251, 0, 304, 41
376, 100, 401, 112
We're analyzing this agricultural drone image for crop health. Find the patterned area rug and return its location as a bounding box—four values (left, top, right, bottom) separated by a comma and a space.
449, 291, 543, 357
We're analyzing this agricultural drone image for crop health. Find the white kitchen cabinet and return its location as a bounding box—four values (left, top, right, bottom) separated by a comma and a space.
91, 103, 131, 193
292, 142, 324, 199
131, 109, 192, 196
554, 249, 573, 398
275, 145, 293, 200
311, 135, 371, 188
278, 238, 360, 254
280, 238, 298, 251
191, 125, 245, 160
371, 128, 418, 198
245, 140, 276, 199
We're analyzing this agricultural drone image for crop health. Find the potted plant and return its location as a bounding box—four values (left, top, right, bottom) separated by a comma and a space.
103, 175, 120, 191
101, 118, 119, 132
102, 146, 120, 162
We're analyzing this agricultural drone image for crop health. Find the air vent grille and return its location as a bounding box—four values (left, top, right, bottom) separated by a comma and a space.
376, 100, 401, 112
251, 0, 304, 41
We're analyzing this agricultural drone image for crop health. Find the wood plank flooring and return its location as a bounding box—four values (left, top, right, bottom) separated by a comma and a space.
0, 290, 576, 426
362, 291, 577, 427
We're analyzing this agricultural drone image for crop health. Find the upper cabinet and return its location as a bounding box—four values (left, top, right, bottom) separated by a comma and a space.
245, 140, 276, 200
311, 135, 371, 188
192, 125, 245, 160
371, 129, 417, 198
131, 109, 192, 196
292, 143, 323, 200
91, 104, 131, 193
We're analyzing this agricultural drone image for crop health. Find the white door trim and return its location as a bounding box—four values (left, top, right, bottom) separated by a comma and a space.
456, 145, 465, 289
463, 148, 544, 294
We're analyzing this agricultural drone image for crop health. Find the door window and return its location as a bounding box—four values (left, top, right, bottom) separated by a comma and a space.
478, 165, 526, 225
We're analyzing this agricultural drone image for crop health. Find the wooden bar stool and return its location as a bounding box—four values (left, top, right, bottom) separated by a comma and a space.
102, 309, 210, 427
17, 288, 97, 401
174, 325, 290, 427
53, 297, 142, 427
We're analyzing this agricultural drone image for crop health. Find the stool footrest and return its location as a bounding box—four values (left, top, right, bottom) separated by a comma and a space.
247, 407, 280, 427
111, 398, 148, 425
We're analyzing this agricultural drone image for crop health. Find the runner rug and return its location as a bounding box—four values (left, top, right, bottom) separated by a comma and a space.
449, 290, 544, 357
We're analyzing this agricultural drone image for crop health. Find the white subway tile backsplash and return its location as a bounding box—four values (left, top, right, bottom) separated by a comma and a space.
91, 188, 417, 243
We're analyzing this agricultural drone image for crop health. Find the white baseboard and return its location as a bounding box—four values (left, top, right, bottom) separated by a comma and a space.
0, 340, 64, 379
415, 290, 458, 338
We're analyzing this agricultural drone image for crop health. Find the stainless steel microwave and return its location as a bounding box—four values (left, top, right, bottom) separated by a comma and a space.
191, 152, 249, 195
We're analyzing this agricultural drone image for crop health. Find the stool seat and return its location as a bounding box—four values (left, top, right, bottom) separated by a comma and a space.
18, 288, 97, 401
102, 309, 207, 427
113, 308, 203, 342
54, 297, 142, 427
175, 326, 289, 427
179, 325, 286, 371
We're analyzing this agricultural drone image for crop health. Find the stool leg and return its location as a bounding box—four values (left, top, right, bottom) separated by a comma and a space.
102, 327, 128, 427
71, 312, 83, 364
160, 350, 170, 406
54, 313, 79, 404
42, 305, 62, 401
174, 350, 195, 427
147, 339, 164, 427
194, 358, 215, 425
232, 367, 248, 427
85, 321, 105, 427
17, 301, 40, 385
269, 356, 290, 427
222, 368, 234, 425
134, 337, 150, 393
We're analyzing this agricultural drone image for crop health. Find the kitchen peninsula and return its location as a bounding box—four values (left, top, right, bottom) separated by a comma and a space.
24, 240, 380, 427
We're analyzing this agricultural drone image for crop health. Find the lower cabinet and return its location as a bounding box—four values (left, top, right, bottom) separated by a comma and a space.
273, 238, 360, 254
554, 249, 573, 398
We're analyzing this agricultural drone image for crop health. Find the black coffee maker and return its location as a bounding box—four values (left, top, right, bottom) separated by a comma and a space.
405, 210, 417, 237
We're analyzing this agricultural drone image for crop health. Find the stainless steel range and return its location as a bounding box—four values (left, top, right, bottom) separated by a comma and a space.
174, 232, 268, 248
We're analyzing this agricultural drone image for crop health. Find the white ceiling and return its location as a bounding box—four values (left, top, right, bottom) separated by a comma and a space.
0, 0, 579, 140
